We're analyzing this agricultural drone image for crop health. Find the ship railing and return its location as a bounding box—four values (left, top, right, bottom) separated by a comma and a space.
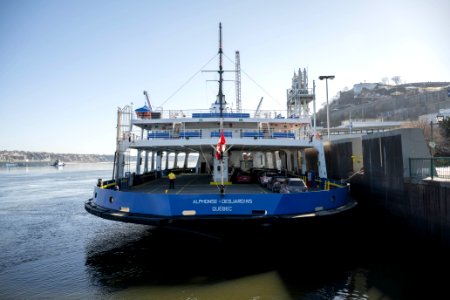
134, 108, 311, 120
239, 129, 298, 139
315, 178, 347, 190
145, 129, 313, 141
97, 178, 131, 190
409, 157, 450, 180
287, 87, 314, 96
98, 179, 116, 189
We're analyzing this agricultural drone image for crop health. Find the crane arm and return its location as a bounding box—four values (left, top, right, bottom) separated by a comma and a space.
254, 97, 263, 117
143, 91, 153, 111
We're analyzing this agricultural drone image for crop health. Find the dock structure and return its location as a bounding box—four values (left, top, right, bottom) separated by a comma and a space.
329, 128, 450, 248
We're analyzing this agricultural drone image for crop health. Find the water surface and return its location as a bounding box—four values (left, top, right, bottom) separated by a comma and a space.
0, 163, 448, 299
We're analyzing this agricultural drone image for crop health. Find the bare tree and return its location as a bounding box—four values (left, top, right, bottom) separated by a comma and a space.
405, 119, 450, 156
381, 77, 389, 85
391, 76, 401, 85
440, 116, 450, 138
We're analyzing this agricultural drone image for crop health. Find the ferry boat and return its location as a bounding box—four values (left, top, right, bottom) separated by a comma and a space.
85, 24, 356, 226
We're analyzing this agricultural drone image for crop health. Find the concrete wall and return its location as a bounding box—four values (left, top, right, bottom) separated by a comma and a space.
325, 137, 363, 180
362, 132, 405, 213
404, 179, 450, 247
363, 128, 430, 178
325, 141, 352, 179
349, 128, 450, 247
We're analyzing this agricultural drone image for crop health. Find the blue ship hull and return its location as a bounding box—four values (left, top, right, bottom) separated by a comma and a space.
85, 185, 356, 226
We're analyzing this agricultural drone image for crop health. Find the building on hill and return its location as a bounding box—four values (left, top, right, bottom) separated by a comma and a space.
317, 81, 450, 128
419, 108, 450, 123
353, 83, 378, 97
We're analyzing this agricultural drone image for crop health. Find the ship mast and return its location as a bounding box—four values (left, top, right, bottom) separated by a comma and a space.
216, 23, 226, 194
218, 22, 224, 119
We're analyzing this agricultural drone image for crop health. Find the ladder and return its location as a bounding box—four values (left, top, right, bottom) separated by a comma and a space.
260, 122, 270, 138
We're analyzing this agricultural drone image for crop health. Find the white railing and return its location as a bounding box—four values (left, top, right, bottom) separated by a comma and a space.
133, 108, 312, 120
142, 128, 313, 141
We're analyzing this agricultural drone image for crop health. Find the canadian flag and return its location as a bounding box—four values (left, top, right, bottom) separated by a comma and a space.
216, 132, 226, 160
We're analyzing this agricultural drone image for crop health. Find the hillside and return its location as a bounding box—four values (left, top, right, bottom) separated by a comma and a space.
316, 82, 450, 126
0, 150, 114, 164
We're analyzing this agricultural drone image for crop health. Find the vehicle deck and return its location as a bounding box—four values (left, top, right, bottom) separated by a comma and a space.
130, 174, 271, 194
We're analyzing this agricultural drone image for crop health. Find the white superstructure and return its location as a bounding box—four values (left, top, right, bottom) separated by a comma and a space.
111, 25, 327, 187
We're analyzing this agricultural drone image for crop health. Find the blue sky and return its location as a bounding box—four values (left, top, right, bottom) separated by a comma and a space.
1, 0, 449, 154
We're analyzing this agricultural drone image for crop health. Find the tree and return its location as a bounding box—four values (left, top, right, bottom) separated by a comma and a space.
435, 116, 450, 156
440, 116, 450, 138
404, 120, 449, 156
391, 76, 401, 85
381, 77, 389, 85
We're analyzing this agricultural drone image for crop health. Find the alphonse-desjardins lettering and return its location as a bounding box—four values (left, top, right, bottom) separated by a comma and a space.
192, 199, 217, 204
192, 198, 253, 205
220, 199, 252, 204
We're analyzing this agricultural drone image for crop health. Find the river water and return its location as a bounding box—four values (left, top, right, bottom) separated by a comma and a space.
0, 163, 448, 299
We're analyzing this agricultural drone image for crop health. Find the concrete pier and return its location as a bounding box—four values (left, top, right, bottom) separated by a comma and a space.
330, 128, 450, 248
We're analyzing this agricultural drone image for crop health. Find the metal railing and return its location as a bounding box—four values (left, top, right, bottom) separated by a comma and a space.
133, 108, 312, 120
144, 129, 305, 141
409, 157, 450, 180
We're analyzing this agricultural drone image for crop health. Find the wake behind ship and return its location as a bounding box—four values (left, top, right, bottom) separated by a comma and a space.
85, 23, 356, 226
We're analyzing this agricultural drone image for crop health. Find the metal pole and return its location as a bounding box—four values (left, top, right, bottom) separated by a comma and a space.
319, 75, 334, 140
326, 79, 330, 140
431, 157, 434, 180
430, 121, 434, 157
313, 80, 316, 135
218, 23, 224, 119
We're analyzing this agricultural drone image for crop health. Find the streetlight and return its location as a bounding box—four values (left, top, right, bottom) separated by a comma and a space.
319, 75, 335, 139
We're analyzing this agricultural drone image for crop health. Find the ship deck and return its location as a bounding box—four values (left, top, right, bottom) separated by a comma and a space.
130, 173, 271, 195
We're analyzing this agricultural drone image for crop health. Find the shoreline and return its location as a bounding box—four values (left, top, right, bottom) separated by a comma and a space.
0, 161, 114, 168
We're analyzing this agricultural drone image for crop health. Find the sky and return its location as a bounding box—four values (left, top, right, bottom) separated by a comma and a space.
1, 0, 449, 154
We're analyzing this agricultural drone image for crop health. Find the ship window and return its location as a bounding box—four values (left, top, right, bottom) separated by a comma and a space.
94, 192, 97, 198
109, 196, 114, 203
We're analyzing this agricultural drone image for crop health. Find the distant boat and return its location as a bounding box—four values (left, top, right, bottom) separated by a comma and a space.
4, 158, 18, 167
52, 160, 65, 167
